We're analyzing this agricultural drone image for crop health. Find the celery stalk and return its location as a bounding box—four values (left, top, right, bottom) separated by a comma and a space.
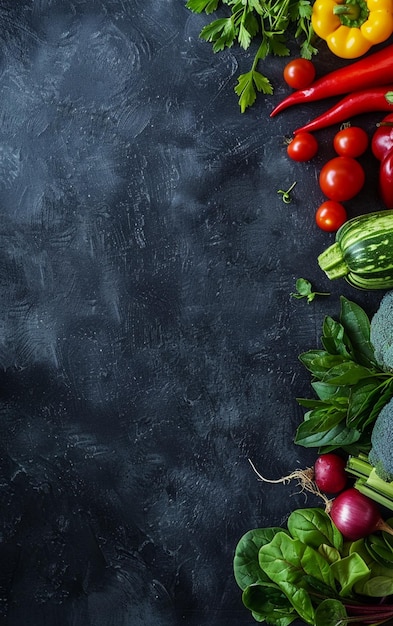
346, 455, 393, 511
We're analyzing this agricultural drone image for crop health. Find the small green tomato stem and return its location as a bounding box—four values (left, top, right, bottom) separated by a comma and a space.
277, 181, 297, 204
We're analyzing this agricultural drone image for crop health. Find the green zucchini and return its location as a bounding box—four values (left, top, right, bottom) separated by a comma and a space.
318, 210, 393, 290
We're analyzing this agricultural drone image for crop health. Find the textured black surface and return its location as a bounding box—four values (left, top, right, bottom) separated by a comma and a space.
0, 1, 388, 625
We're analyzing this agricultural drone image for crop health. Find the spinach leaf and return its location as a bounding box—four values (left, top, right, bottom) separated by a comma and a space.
234, 527, 284, 590
287, 508, 343, 551
279, 582, 315, 624
242, 583, 297, 624
330, 552, 370, 596
314, 599, 348, 626
259, 531, 335, 589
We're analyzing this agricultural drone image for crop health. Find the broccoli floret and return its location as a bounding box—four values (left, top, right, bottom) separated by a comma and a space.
370, 290, 393, 372
369, 397, 393, 482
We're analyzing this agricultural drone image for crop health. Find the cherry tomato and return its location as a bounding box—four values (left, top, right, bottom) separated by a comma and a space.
319, 156, 365, 202
287, 132, 318, 162
315, 200, 347, 232
333, 126, 369, 158
283, 58, 316, 90
371, 113, 393, 161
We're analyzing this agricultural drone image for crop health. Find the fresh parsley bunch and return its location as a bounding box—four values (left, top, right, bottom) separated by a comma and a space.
186, 0, 317, 112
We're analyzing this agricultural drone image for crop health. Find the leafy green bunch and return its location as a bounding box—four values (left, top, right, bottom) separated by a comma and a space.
185, 0, 317, 112
295, 297, 393, 455
234, 507, 393, 625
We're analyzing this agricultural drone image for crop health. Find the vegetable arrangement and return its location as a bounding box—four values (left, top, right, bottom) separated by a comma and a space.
187, 4, 393, 624
235, 294, 393, 625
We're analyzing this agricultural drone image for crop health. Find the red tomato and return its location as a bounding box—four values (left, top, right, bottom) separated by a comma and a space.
287, 132, 318, 162
371, 113, 393, 161
283, 58, 316, 90
333, 126, 369, 158
319, 156, 365, 201
315, 200, 347, 232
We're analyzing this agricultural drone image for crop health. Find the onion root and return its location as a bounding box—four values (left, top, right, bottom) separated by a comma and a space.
248, 458, 331, 508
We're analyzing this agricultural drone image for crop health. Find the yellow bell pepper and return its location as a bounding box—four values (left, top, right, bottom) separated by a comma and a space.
312, 0, 393, 58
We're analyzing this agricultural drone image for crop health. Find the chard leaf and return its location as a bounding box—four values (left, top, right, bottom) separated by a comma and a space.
234, 527, 285, 590
287, 508, 343, 551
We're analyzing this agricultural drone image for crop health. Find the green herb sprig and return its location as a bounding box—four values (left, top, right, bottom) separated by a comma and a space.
186, 0, 317, 112
291, 277, 330, 303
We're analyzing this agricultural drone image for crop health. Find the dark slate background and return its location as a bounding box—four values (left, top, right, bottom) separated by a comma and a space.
0, 1, 388, 625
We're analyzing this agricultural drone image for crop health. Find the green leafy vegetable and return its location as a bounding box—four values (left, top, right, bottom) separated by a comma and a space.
295, 297, 393, 455
186, 0, 317, 112
234, 507, 393, 624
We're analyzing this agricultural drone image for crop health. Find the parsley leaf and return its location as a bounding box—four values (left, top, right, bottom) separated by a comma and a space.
235, 70, 273, 113
186, 0, 220, 13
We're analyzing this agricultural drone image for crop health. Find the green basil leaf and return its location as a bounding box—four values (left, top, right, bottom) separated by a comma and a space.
330, 552, 370, 596
234, 527, 285, 590
314, 599, 347, 626
295, 420, 360, 450
322, 361, 375, 385
362, 379, 393, 428
346, 380, 383, 428
299, 351, 349, 379
339, 296, 376, 367
287, 508, 343, 551
295, 407, 346, 437
322, 317, 351, 358
311, 382, 342, 401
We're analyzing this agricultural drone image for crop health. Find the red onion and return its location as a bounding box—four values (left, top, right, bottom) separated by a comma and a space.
313, 453, 347, 494
329, 488, 393, 541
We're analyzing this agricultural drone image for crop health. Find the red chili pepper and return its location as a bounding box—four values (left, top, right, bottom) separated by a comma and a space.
270, 43, 393, 118
380, 147, 393, 208
293, 87, 393, 135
